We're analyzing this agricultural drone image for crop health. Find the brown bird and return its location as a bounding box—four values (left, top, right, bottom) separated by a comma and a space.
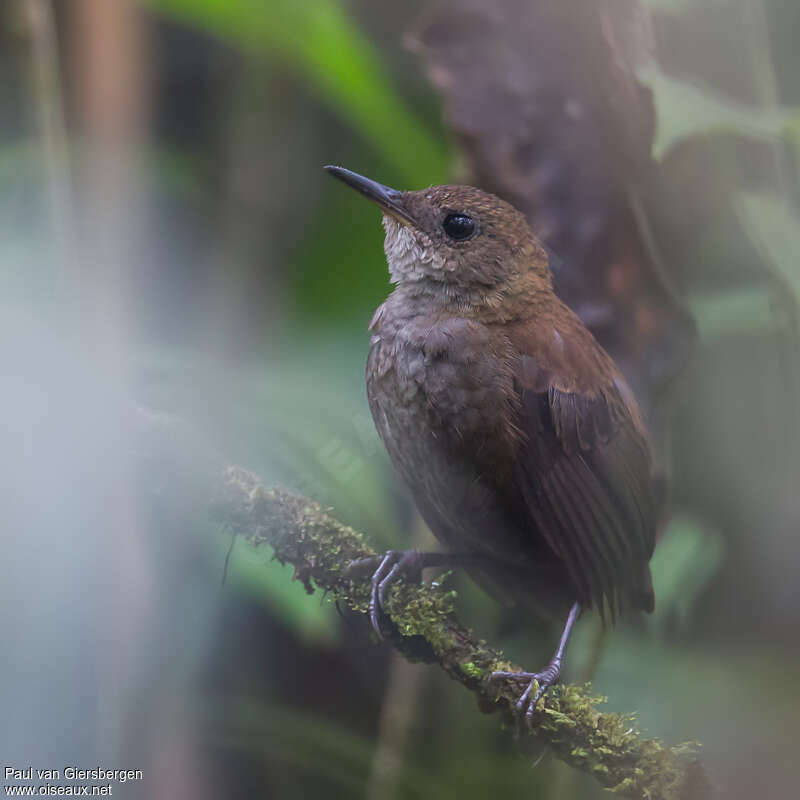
325, 165, 657, 721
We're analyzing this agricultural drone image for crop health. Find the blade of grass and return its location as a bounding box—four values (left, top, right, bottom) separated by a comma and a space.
145, 0, 448, 185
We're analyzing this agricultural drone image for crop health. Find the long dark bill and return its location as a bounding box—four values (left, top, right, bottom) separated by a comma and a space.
323, 165, 415, 225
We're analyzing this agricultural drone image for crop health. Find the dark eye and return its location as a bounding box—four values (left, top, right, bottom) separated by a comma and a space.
442, 213, 475, 241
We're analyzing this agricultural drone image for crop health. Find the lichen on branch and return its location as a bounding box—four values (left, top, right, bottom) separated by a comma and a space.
211, 466, 711, 800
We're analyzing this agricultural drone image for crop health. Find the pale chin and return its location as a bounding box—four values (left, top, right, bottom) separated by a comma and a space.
382, 214, 442, 284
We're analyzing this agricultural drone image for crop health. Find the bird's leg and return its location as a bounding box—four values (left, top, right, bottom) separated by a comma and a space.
345, 551, 485, 637
491, 602, 581, 727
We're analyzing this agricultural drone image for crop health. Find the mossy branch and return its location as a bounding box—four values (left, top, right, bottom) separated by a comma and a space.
211, 466, 712, 800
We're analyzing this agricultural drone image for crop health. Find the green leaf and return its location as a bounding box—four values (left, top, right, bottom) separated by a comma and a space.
689, 286, 782, 341
735, 191, 800, 302
685, 193, 800, 341
145, 0, 448, 185
640, 66, 796, 157
649, 514, 725, 633
216, 533, 340, 644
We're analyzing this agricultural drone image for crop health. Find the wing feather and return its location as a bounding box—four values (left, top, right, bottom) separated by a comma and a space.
510, 332, 657, 614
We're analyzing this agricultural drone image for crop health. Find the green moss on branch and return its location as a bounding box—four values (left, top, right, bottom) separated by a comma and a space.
211, 466, 711, 800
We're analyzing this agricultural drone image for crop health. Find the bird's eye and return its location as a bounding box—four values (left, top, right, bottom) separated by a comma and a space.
442, 213, 475, 241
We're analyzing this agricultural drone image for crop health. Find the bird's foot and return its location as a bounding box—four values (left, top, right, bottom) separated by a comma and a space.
491, 602, 580, 731
345, 550, 427, 637
491, 660, 562, 730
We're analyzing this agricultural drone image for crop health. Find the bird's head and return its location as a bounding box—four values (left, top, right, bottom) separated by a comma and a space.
324, 166, 552, 305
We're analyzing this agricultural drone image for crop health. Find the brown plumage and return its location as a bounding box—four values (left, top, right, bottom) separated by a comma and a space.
326, 166, 657, 715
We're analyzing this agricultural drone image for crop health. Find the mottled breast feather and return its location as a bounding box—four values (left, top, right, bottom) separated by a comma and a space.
367, 292, 656, 619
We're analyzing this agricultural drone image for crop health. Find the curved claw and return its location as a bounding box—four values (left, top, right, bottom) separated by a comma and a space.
491, 662, 562, 730
369, 551, 399, 636
347, 550, 489, 639
490, 602, 580, 731
378, 563, 402, 613
359, 550, 425, 638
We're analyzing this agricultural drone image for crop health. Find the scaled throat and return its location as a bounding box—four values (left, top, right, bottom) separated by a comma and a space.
382, 215, 444, 285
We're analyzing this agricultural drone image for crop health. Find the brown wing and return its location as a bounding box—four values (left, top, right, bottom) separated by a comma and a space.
509, 324, 656, 618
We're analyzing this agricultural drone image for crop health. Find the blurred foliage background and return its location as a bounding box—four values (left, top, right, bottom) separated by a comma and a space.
1, 1, 799, 798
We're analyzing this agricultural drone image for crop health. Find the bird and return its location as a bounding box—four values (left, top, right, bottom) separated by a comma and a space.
324, 165, 657, 722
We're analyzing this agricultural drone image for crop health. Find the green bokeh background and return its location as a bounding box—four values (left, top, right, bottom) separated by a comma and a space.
1, 1, 799, 799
